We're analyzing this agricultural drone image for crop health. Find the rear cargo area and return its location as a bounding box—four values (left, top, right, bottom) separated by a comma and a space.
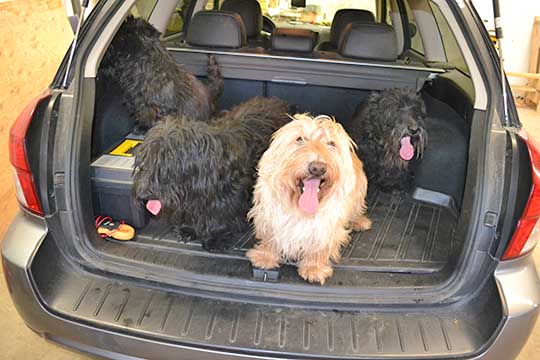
88, 50, 470, 289
101, 190, 459, 280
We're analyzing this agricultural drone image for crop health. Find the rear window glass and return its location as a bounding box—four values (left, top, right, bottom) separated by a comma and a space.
259, 0, 377, 30
165, 0, 191, 36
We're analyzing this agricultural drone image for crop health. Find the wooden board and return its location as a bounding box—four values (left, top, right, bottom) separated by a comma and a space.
511, 85, 538, 93
508, 71, 540, 80
529, 16, 540, 74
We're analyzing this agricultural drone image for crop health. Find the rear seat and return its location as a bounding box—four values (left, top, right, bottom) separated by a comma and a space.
317, 9, 375, 51
183, 11, 402, 64
186, 10, 249, 50
220, 0, 269, 48
338, 22, 398, 62
270, 28, 318, 56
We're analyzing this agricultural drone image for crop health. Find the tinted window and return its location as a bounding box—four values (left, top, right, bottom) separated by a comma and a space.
164, 0, 192, 36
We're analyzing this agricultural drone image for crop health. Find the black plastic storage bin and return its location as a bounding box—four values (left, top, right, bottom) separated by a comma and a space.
91, 137, 149, 228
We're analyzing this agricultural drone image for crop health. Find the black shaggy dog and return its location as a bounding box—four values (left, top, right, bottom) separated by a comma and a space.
100, 16, 223, 133
350, 88, 428, 193
133, 97, 290, 251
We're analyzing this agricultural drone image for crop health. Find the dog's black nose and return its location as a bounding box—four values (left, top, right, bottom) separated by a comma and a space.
408, 127, 419, 135
308, 161, 327, 176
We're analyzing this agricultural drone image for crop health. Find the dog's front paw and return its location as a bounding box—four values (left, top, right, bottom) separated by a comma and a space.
352, 216, 372, 231
298, 263, 333, 285
246, 247, 280, 269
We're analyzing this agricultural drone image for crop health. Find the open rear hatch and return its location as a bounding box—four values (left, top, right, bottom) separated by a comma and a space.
32, 2, 507, 355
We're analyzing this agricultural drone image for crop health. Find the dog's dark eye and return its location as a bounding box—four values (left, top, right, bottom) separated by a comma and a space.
296, 137, 304, 144
327, 141, 336, 148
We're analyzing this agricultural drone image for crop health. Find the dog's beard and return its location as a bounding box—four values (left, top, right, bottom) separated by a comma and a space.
384, 124, 427, 170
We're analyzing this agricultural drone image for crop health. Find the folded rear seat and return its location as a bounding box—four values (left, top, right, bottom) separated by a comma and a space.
338, 22, 398, 61
270, 28, 318, 56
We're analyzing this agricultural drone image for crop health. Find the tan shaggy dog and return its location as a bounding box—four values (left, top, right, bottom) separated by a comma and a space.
246, 114, 372, 284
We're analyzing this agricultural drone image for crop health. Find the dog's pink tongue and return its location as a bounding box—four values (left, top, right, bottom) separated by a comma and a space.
146, 200, 162, 215
298, 178, 321, 214
399, 136, 414, 161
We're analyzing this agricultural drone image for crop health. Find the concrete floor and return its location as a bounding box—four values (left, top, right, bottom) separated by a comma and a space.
0, 0, 538, 358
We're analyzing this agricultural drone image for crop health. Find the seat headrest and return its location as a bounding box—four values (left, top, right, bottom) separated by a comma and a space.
187, 11, 247, 48
221, 0, 262, 38
330, 9, 375, 47
271, 28, 318, 53
339, 22, 398, 61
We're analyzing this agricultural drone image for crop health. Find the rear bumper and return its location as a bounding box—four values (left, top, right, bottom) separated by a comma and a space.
2, 211, 540, 360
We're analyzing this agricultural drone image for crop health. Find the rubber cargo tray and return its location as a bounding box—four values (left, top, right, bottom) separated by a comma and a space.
116, 190, 459, 274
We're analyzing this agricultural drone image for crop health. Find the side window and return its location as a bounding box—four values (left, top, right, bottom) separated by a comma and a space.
164, 0, 194, 36
205, 0, 215, 10
383, 0, 396, 26
131, 0, 158, 20
403, 0, 424, 55
166, 0, 219, 37
429, 1, 469, 74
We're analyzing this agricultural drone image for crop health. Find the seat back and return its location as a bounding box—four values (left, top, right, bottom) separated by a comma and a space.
187, 10, 247, 49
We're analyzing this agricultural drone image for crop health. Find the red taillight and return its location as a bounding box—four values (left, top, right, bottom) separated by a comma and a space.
8, 90, 50, 216
502, 130, 540, 260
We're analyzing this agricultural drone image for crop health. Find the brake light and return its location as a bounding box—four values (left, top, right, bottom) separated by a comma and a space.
502, 130, 540, 260
8, 91, 50, 216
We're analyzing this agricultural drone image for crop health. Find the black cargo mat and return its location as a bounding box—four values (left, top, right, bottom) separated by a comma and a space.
33, 234, 502, 359
103, 191, 459, 275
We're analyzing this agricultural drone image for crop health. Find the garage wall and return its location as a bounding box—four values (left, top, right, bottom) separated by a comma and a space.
472, 0, 540, 84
